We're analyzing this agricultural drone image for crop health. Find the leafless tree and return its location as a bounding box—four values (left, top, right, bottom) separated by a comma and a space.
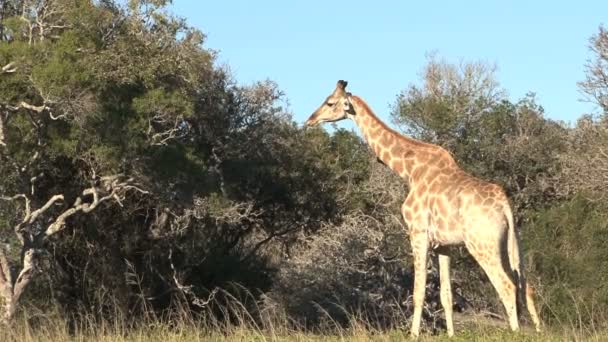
562, 25, 608, 199
579, 25, 608, 115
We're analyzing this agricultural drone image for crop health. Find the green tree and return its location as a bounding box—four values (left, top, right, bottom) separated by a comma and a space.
524, 196, 608, 327
0, 0, 374, 324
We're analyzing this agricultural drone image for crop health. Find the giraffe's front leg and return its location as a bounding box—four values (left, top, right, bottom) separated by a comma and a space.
438, 253, 454, 337
410, 231, 429, 338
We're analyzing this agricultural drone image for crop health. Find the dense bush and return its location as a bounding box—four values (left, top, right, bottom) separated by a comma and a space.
268, 162, 411, 328
524, 196, 608, 327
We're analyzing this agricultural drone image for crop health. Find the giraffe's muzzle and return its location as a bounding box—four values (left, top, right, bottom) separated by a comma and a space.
305, 113, 320, 126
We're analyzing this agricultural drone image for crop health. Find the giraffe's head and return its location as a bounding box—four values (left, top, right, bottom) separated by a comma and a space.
305, 80, 354, 126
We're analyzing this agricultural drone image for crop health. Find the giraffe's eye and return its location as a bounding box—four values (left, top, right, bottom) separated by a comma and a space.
326, 101, 335, 107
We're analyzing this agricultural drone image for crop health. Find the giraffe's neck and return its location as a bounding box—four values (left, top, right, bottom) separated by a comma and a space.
350, 96, 439, 181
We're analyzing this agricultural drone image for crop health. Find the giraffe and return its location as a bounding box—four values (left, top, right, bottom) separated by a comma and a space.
305, 80, 541, 337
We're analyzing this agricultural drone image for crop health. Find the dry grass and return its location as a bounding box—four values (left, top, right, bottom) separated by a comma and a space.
2, 305, 607, 342
3, 322, 608, 342
3, 285, 607, 342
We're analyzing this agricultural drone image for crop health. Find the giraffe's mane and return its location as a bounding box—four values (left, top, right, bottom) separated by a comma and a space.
350, 95, 435, 149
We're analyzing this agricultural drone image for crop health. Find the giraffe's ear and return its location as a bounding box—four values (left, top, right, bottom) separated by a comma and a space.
337, 80, 348, 90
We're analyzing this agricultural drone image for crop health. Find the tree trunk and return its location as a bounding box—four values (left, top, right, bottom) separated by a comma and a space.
0, 248, 13, 324
0, 248, 39, 324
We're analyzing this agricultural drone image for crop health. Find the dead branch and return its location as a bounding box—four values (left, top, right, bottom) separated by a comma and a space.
45, 175, 148, 237
0, 194, 31, 219
2, 174, 148, 243
26, 194, 63, 224
5, 193, 62, 244
148, 116, 189, 146
15, 101, 49, 113
1, 62, 16, 74
5, 100, 67, 122
168, 249, 217, 308
29, 173, 44, 195
212, 201, 263, 225
0, 116, 5, 147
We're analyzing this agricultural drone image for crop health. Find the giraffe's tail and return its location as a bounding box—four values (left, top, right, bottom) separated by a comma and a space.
504, 203, 525, 313
504, 204, 521, 280
504, 203, 541, 332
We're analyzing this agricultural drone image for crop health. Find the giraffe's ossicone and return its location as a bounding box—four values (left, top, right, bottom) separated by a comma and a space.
305, 80, 542, 337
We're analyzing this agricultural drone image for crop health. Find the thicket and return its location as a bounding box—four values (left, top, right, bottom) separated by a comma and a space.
1, 0, 607, 336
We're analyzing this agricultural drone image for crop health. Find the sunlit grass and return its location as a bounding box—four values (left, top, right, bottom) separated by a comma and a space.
3, 286, 607, 342
2, 310, 607, 342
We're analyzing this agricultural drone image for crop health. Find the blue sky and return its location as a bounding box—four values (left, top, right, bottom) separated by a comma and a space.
171, 1, 607, 128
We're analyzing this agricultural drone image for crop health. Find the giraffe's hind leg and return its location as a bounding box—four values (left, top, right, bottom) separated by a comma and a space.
466, 238, 520, 332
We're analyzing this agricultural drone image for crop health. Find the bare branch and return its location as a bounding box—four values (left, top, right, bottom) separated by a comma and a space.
0, 115, 5, 147
29, 172, 44, 195
3, 174, 148, 246
44, 206, 80, 237
26, 194, 64, 225
17, 151, 40, 174
149, 116, 189, 146
45, 175, 148, 237
1, 62, 16, 74
48, 110, 67, 120
17, 101, 49, 113
242, 228, 291, 262
5, 100, 65, 123
211, 201, 263, 225
168, 249, 217, 309
0, 194, 31, 218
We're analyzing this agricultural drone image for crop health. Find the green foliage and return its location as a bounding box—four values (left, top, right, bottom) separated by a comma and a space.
524, 196, 608, 327
132, 89, 194, 119
0, 0, 380, 326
